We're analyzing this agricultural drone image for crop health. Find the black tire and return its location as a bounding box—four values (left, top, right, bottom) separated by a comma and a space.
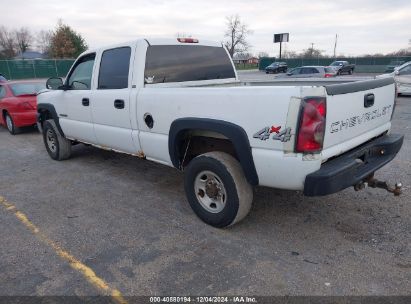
184, 152, 253, 228
4, 113, 18, 135
42, 119, 71, 160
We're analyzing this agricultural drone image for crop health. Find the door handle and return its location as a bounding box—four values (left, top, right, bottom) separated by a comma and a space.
364, 93, 374, 108
82, 98, 89, 106
114, 99, 125, 109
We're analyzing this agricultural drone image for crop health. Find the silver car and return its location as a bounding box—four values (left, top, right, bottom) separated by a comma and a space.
378, 61, 411, 95
282, 66, 336, 78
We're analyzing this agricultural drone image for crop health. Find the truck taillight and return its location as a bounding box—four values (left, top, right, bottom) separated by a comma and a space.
296, 97, 326, 153
177, 38, 199, 43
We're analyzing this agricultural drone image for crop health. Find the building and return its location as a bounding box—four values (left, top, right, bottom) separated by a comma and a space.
232, 54, 259, 65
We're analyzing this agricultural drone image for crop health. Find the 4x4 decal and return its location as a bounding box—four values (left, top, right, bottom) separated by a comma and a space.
253, 125, 292, 142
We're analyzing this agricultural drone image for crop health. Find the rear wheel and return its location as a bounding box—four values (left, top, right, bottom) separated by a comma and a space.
184, 152, 253, 228
42, 119, 71, 160
5, 113, 18, 135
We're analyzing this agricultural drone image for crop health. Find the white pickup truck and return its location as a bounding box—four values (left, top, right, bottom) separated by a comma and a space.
37, 38, 403, 227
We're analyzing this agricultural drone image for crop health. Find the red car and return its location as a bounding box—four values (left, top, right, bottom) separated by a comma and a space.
0, 80, 46, 134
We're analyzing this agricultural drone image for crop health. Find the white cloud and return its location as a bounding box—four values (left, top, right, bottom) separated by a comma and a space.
2, 0, 411, 56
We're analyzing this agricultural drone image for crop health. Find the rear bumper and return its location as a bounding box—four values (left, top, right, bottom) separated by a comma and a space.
304, 134, 404, 196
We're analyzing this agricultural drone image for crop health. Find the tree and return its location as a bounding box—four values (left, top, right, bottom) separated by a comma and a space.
258, 51, 269, 58
0, 26, 17, 58
224, 15, 252, 58
14, 27, 33, 54
301, 46, 326, 58
282, 49, 299, 59
36, 30, 53, 55
49, 21, 87, 58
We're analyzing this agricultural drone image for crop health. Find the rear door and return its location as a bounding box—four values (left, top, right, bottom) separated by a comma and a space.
91, 45, 140, 154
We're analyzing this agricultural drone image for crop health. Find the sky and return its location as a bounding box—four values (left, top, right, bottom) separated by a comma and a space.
1, 0, 411, 56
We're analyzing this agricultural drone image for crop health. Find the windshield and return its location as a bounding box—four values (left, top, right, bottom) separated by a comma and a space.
10, 82, 46, 96
330, 61, 342, 66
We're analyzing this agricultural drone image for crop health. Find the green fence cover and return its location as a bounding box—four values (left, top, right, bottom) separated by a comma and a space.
0, 59, 75, 80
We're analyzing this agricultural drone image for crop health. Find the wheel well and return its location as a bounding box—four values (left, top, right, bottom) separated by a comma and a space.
38, 109, 52, 127
169, 118, 259, 186
178, 130, 237, 168
2, 110, 8, 123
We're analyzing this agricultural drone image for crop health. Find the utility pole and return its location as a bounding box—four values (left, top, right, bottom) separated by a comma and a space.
333, 34, 338, 59
279, 40, 282, 60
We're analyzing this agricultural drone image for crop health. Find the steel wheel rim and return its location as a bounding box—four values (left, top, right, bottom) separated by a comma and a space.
6, 115, 13, 131
194, 170, 227, 213
46, 129, 57, 153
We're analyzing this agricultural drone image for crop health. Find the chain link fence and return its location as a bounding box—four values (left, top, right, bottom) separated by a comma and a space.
0, 59, 75, 80
259, 56, 411, 73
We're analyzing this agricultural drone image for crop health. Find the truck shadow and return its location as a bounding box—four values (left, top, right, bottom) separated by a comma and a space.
61, 143, 406, 254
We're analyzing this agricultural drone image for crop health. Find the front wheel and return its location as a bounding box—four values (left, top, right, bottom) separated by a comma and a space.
42, 119, 72, 160
184, 152, 253, 228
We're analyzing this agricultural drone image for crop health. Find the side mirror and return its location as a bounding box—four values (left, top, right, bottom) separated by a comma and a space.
46, 77, 63, 90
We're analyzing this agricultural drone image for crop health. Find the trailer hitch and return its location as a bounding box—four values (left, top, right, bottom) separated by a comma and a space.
354, 174, 402, 196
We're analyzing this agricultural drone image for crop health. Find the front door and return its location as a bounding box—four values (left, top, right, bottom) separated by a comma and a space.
59, 53, 97, 144
91, 46, 139, 154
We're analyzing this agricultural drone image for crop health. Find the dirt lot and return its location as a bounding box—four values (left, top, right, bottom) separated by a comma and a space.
0, 77, 410, 299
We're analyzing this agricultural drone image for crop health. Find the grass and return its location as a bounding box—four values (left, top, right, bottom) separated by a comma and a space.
234, 64, 259, 70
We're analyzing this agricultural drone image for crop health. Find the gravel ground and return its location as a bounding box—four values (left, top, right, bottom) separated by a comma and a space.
0, 77, 410, 299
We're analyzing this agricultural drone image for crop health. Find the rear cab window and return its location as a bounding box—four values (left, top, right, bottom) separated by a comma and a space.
144, 45, 235, 84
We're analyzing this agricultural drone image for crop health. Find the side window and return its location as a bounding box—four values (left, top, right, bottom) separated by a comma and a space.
291, 68, 301, 75
399, 65, 411, 76
98, 47, 131, 90
67, 53, 96, 90
311, 68, 320, 74
300, 68, 310, 74
0, 86, 6, 99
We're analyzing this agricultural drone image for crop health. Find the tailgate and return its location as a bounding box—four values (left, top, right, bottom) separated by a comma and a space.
322, 78, 396, 156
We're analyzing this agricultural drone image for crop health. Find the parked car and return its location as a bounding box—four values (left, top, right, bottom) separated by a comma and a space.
265, 62, 288, 74
0, 73, 7, 82
329, 61, 355, 75
0, 80, 46, 134
282, 66, 336, 78
384, 60, 405, 73
37, 38, 402, 227
377, 61, 411, 95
